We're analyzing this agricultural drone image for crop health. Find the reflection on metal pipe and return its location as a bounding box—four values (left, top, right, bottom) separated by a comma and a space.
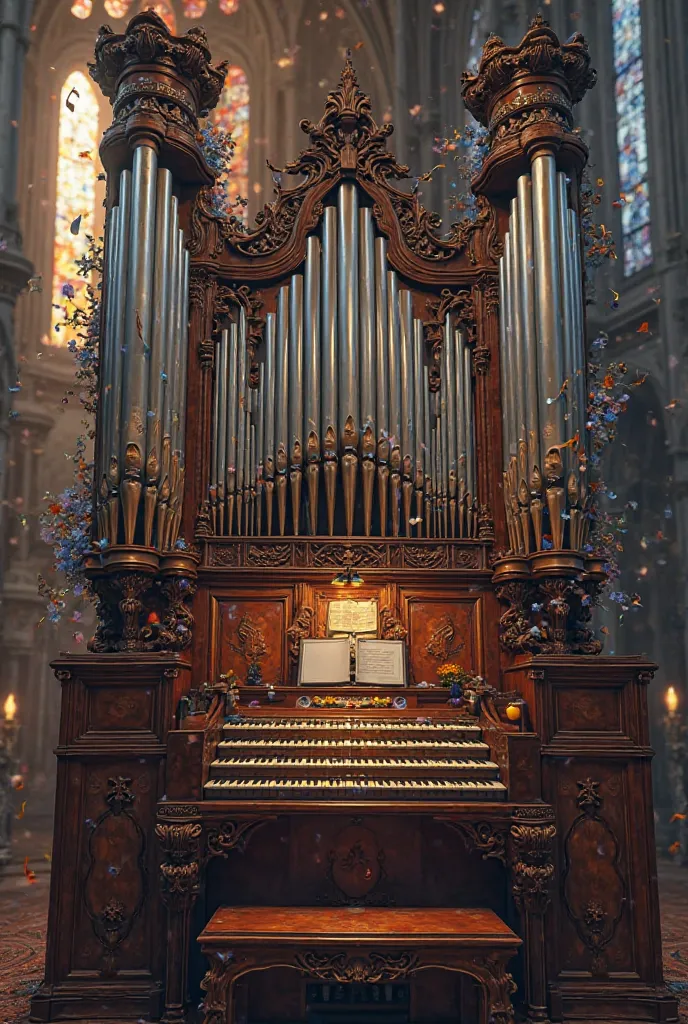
255, 362, 265, 536
374, 237, 389, 535
338, 183, 359, 536
289, 272, 304, 534
275, 286, 289, 535
121, 143, 157, 545
517, 174, 540, 482
557, 171, 575, 463
569, 208, 586, 452
321, 206, 338, 536
216, 330, 229, 536
444, 314, 457, 538
225, 322, 239, 535
387, 270, 401, 537
532, 152, 565, 468
263, 314, 276, 536
509, 199, 526, 449
413, 319, 425, 534
304, 235, 321, 535
100, 201, 119, 539
359, 208, 376, 536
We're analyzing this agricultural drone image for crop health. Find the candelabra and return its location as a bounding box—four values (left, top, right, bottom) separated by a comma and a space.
663, 686, 688, 865
0, 694, 20, 870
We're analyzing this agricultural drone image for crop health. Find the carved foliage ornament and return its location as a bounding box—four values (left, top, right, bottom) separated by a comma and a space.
461, 15, 597, 127
206, 819, 271, 858
156, 822, 202, 909
190, 57, 493, 264
214, 284, 265, 387
89, 11, 227, 115
509, 817, 556, 916
295, 950, 419, 984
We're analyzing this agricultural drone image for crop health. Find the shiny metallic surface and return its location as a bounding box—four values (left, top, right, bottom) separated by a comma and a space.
531, 152, 565, 454
170, 226, 185, 454
122, 144, 158, 467
321, 206, 338, 456
162, 195, 179, 450
454, 328, 466, 489
225, 322, 239, 514
236, 305, 249, 497
569, 208, 587, 451
374, 237, 388, 440
288, 273, 304, 468
178, 248, 190, 462
503, 230, 516, 459
498, 251, 509, 470
146, 168, 172, 485
463, 335, 475, 499
263, 313, 276, 480
509, 199, 526, 447
216, 328, 229, 498
413, 319, 425, 482
304, 235, 321, 455
275, 285, 289, 473
517, 174, 540, 477
557, 171, 575, 454
359, 207, 376, 436
110, 170, 131, 484
100, 202, 119, 485
387, 270, 401, 445
399, 288, 414, 468
337, 183, 359, 449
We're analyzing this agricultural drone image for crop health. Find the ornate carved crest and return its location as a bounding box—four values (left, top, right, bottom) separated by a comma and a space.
295, 950, 419, 984
425, 614, 465, 662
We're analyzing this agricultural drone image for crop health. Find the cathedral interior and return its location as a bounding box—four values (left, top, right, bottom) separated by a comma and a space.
0, 0, 687, 1022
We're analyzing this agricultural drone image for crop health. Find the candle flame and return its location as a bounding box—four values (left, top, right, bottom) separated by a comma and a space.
4, 693, 16, 721
665, 686, 679, 714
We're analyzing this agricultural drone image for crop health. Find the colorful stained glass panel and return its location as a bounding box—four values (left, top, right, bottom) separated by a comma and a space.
219, 0, 240, 12
212, 66, 250, 223
612, 0, 642, 74
182, 0, 207, 16
50, 71, 99, 346
612, 0, 651, 276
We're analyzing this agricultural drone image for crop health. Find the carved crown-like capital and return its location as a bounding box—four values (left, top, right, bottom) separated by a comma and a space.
90, 11, 226, 113
462, 15, 597, 130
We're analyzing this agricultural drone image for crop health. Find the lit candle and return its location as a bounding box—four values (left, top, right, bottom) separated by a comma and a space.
665, 686, 679, 715
4, 693, 16, 722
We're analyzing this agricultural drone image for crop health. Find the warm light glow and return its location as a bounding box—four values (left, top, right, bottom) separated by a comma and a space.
4, 694, 16, 722
71, 0, 92, 18
50, 71, 99, 345
104, 0, 133, 17
219, 0, 240, 12
666, 686, 679, 714
212, 65, 249, 224
140, 0, 176, 33
182, 0, 207, 16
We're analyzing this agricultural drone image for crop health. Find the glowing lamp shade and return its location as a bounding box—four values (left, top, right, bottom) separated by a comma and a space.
4, 693, 17, 722
665, 686, 679, 714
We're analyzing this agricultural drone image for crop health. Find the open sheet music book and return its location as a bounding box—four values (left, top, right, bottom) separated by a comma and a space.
297, 638, 406, 686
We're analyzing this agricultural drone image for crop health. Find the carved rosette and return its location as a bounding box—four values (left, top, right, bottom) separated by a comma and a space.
462, 15, 597, 163
509, 809, 556, 916
90, 11, 226, 172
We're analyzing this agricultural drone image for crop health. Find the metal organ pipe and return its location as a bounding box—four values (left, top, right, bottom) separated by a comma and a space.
516, 173, 540, 483
556, 171, 576, 461
413, 319, 425, 535
374, 237, 389, 535
337, 183, 359, 536
509, 199, 526, 454
321, 206, 338, 536
216, 330, 229, 537
275, 286, 289, 535
531, 152, 565, 469
255, 362, 265, 535
225, 322, 239, 535
263, 313, 276, 537
387, 269, 402, 537
359, 208, 376, 536
304, 235, 321, 536
399, 289, 414, 534
569, 207, 587, 449
121, 143, 157, 545
444, 314, 458, 539
288, 273, 304, 534
100, 201, 119, 538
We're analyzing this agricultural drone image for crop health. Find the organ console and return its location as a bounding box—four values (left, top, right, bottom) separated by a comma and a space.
33, 12, 677, 1024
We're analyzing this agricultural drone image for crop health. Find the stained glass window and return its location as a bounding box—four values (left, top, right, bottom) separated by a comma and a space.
104, 0, 134, 17
212, 66, 250, 224
50, 71, 99, 346
612, 0, 652, 276
182, 0, 207, 16
70, 0, 92, 17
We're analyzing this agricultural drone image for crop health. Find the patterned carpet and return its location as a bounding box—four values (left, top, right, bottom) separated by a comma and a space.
1, 848, 687, 1023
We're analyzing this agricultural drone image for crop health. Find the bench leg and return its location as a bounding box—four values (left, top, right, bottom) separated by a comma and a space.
471, 954, 518, 1024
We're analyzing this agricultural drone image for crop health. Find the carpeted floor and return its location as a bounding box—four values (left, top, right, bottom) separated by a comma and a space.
1, 826, 687, 1023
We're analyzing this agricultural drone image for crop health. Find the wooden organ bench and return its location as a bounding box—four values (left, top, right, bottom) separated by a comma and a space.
197, 906, 521, 1024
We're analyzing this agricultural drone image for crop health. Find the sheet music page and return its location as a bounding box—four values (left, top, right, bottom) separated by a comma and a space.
327, 599, 378, 636
298, 638, 351, 685
355, 639, 406, 686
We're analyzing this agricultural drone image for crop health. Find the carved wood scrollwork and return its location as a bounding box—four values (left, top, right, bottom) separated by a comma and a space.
295, 950, 419, 984
156, 822, 202, 912
562, 779, 627, 976
214, 284, 265, 387
509, 809, 556, 916
424, 288, 476, 392
205, 819, 272, 859
83, 777, 148, 974
379, 607, 407, 641
287, 605, 315, 661
438, 819, 507, 865
425, 614, 465, 662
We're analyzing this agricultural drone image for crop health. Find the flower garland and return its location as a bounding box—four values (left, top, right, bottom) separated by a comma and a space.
39, 236, 101, 624
198, 122, 248, 224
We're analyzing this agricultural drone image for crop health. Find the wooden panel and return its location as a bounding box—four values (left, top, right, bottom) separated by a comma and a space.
401, 592, 483, 686
555, 686, 622, 734
87, 685, 155, 732
212, 589, 293, 685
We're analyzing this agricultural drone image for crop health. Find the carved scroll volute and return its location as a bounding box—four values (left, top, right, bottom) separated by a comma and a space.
90, 10, 226, 180
462, 15, 597, 199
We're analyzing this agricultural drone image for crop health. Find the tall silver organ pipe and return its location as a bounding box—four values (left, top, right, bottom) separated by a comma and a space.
321, 206, 338, 536
531, 152, 565, 463
288, 273, 304, 534
263, 314, 276, 536
100, 202, 119, 531
215, 330, 229, 536
208, 185, 481, 539
275, 286, 289, 535
304, 235, 321, 535
337, 183, 359, 536
509, 198, 526, 450
498, 163, 589, 554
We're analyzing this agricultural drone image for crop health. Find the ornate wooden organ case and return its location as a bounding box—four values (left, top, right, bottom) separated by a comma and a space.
32, 12, 677, 1024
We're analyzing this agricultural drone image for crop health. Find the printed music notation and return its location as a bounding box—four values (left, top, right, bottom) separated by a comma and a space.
326, 599, 378, 636
355, 639, 406, 687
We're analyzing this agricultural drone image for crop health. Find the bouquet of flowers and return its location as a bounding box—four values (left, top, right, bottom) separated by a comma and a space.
436, 663, 475, 689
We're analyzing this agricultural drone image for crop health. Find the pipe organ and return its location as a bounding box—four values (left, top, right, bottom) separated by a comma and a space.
35, 14, 676, 1024
99, 158, 191, 552
208, 191, 478, 540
